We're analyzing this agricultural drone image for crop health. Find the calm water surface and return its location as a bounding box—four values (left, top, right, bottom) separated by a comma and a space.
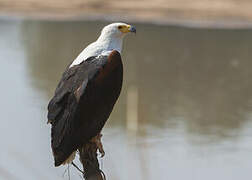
0, 20, 252, 180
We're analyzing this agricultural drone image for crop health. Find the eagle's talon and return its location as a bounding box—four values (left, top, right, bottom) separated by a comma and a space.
99, 149, 105, 158
91, 133, 105, 158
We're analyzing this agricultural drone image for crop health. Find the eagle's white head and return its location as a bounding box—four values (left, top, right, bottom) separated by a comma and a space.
98, 22, 136, 40
70, 22, 136, 67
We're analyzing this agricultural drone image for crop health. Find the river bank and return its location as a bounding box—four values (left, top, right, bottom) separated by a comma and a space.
1, 0, 252, 28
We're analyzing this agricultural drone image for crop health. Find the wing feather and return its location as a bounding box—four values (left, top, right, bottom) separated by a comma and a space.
47, 56, 107, 124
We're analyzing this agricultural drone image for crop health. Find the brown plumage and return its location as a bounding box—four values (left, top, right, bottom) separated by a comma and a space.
47, 50, 123, 166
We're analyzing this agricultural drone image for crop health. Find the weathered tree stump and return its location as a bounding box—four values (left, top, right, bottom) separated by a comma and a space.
78, 141, 105, 180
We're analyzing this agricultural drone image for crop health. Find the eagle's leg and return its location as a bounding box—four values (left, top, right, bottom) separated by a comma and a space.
90, 133, 105, 157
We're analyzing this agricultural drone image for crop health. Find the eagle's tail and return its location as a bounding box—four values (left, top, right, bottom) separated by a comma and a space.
53, 150, 76, 167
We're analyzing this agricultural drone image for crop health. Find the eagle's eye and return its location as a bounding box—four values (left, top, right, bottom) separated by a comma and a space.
118, 26, 123, 29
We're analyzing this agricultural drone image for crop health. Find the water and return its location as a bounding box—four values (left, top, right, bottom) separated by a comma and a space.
0, 19, 252, 180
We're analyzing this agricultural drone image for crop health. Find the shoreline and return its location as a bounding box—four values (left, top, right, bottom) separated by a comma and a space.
2, 13, 252, 29
1, 0, 252, 29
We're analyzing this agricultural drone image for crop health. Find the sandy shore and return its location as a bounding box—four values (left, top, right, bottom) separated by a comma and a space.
1, 0, 252, 28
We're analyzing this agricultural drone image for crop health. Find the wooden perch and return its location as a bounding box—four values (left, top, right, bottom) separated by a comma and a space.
78, 140, 105, 180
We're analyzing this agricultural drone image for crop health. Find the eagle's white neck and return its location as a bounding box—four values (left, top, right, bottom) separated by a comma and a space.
97, 33, 123, 53
70, 32, 123, 67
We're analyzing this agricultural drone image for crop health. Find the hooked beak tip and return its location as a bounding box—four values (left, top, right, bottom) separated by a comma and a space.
129, 26, 136, 33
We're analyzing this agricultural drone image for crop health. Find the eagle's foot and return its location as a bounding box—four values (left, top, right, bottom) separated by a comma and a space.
91, 133, 105, 157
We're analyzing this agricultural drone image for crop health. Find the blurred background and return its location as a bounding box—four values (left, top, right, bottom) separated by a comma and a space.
0, 1, 252, 180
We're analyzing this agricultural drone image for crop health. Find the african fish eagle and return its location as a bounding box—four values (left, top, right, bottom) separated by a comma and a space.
47, 22, 136, 167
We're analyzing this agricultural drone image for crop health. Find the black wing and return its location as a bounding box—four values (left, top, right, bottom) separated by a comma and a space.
47, 50, 123, 166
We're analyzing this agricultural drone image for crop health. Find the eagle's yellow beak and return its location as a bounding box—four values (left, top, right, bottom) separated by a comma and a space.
119, 25, 136, 33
